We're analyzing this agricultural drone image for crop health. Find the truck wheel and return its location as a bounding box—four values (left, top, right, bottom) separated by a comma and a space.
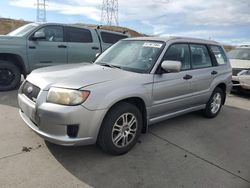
97, 102, 142, 155
0, 60, 21, 91
203, 87, 225, 118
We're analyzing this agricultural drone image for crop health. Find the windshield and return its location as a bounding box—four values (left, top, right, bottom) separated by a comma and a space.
7, 23, 38, 37
228, 48, 250, 60
95, 40, 165, 73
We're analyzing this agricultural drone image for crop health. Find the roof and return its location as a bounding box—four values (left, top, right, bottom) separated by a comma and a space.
124, 36, 220, 45
33, 22, 127, 36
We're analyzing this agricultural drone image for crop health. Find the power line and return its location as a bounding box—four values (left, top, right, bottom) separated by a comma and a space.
36, 0, 47, 22
101, 0, 119, 26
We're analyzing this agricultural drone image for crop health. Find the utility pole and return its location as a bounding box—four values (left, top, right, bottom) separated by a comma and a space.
36, 0, 47, 22
101, 0, 119, 26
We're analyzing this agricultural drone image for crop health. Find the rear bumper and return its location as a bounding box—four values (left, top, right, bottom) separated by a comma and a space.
18, 92, 107, 146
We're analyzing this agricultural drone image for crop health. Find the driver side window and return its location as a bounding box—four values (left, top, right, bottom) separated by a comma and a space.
35, 26, 64, 42
163, 44, 191, 70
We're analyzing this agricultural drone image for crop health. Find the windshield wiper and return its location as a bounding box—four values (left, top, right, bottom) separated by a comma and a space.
98, 63, 123, 69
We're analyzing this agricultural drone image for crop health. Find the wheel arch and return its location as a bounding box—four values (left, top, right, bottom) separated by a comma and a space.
0, 53, 27, 76
215, 83, 227, 104
101, 97, 148, 134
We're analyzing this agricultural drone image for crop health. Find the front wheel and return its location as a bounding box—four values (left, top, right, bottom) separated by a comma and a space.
0, 61, 21, 91
203, 87, 225, 118
97, 102, 143, 155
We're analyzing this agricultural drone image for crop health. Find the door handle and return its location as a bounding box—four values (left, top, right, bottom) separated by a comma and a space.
29, 46, 36, 49
91, 46, 99, 50
58, 45, 67, 48
183, 74, 193, 80
211, 70, 218, 75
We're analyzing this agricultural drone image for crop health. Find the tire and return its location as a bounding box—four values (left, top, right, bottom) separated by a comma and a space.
0, 60, 21, 91
203, 87, 225, 118
97, 102, 143, 155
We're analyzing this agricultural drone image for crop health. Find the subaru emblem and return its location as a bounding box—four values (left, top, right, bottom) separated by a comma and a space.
27, 86, 33, 94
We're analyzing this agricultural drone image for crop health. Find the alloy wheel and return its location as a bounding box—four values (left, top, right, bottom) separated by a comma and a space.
111, 113, 138, 148
211, 92, 222, 114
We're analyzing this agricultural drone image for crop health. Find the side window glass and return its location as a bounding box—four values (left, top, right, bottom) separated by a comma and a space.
36, 26, 63, 42
101, 32, 127, 44
163, 44, 191, 70
210, 46, 227, 65
190, 44, 212, 69
67, 28, 93, 43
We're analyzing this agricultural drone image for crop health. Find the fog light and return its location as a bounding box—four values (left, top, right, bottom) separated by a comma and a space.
67, 125, 79, 138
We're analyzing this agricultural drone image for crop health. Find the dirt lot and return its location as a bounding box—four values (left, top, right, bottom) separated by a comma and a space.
0, 90, 249, 188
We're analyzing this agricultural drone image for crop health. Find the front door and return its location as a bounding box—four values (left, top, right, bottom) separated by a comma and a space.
151, 44, 193, 120
27, 25, 67, 71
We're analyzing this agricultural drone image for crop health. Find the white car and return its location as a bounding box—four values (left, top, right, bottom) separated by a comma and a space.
228, 45, 250, 90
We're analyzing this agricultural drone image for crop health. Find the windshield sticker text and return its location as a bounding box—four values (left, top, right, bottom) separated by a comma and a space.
143, 42, 163, 48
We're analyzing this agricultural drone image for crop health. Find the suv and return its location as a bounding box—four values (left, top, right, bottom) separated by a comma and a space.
228, 45, 250, 90
18, 37, 232, 155
0, 23, 128, 91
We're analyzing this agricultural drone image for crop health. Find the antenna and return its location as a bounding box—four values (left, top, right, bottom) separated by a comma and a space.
36, 0, 47, 22
101, 0, 119, 26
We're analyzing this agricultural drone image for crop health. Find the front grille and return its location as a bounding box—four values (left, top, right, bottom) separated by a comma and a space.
232, 68, 243, 76
22, 81, 40, 103
232, 80, 240, 85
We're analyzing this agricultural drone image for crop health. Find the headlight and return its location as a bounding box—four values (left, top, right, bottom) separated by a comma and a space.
47, 87, 90, 106
239, 69, 250, 76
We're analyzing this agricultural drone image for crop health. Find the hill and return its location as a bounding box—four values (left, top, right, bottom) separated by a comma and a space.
0, 18, 234, 51
0, 18, 29, 35
0, 18, 143, 37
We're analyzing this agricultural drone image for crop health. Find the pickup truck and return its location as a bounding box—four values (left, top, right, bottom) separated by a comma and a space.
0, 23, 128, 91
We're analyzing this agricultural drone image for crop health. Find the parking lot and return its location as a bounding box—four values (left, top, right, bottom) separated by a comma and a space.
0, 89, 249, 188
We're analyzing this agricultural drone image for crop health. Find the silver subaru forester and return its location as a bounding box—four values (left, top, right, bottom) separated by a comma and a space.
18, 37, 232, 155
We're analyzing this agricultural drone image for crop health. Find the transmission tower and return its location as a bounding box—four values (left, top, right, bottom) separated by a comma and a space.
36, 0, 47, 22
101, 0, 119, 26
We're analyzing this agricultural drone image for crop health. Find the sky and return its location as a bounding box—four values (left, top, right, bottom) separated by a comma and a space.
0, 0, 250, 45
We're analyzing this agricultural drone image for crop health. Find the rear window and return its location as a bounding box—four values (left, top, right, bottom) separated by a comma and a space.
67, 27, 93, 43
190, 44, 212, 69
101, 32, 127, 44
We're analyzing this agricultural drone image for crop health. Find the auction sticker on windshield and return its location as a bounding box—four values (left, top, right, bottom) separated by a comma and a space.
143, 42, 163, 48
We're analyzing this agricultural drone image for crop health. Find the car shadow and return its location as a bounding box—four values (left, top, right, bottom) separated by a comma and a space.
0, 78, 24, 108
45, 112, 200, 188
231, 89, 250, 99
0, 89, 19, 108
45, 142, 125, 187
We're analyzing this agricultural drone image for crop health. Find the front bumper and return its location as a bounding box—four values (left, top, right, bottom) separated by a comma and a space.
18, 91, 107, 146
232, 75, 250, 90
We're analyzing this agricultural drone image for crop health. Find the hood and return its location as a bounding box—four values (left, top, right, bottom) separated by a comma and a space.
27, 63, 139, 90
230, 59, 250, 69
0, 35, 25, 45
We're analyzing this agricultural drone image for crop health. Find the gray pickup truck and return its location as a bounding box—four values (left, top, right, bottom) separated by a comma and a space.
0, 23, 128, 91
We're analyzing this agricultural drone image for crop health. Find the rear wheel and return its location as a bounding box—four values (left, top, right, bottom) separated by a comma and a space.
97, 102, 142, 155
203, 87, 225, 118
0, 60, 21, 91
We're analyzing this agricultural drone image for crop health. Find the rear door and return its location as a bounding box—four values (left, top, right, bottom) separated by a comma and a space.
187, 44, 215, 106
66, 27, 101, 63
98, 31, 128, 51
27, 25, 67, 70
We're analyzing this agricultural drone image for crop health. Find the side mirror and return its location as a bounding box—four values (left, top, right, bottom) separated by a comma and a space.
92, 53, 101, 63
32, 31, 46, 40
161, 60, 181, 73
95, 53, 100, 58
